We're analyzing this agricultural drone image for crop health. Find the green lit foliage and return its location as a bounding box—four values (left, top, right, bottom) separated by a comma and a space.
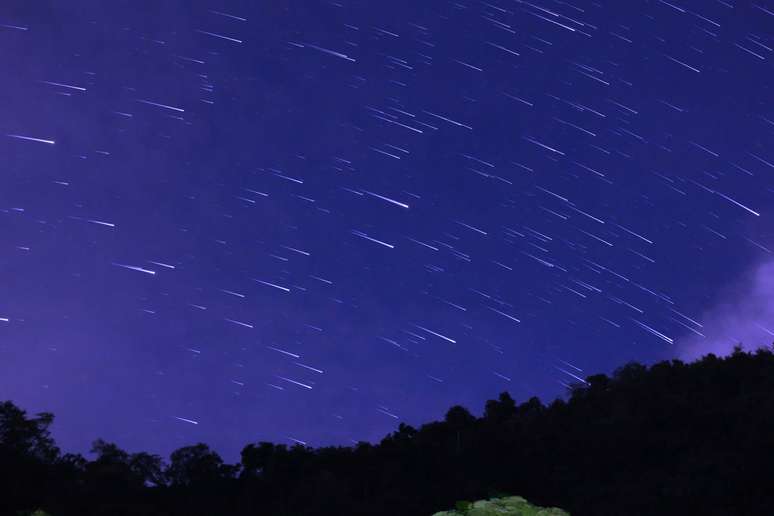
433, 495, 569, 515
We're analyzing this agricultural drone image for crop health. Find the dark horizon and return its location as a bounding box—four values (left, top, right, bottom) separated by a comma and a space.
4, 344, 774, 515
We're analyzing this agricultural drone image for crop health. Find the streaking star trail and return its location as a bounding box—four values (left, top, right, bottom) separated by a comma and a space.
0, 0, 772, 462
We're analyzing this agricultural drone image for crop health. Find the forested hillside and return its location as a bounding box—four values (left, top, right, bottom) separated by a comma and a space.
4, 344, 773, 515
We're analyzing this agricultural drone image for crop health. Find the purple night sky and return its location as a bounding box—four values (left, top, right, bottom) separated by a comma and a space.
1, 0, 772, 461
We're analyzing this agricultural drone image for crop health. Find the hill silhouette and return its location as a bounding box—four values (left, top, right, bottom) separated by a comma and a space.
3, 343, 774, 516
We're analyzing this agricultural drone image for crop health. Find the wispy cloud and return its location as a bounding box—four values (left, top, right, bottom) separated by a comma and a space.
678, 260, 774, 361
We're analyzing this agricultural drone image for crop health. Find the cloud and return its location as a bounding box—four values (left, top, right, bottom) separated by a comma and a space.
677, 260, 774, 361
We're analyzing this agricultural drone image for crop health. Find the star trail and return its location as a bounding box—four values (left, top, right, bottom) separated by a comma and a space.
0, 0, 772, 460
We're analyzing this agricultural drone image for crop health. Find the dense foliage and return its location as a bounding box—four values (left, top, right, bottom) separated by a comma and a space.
432, 495, 568, 515
4, 344, 774, 516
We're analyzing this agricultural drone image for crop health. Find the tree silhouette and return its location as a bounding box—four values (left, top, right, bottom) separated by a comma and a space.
0, 402, 59, 462
166, 443, 235, 486
4, 344, 774, 515
444, 405, 476, 455
483, 392, 516, 424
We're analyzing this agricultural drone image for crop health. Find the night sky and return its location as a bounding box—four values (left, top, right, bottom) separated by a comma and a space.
1, 0, 773, 461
